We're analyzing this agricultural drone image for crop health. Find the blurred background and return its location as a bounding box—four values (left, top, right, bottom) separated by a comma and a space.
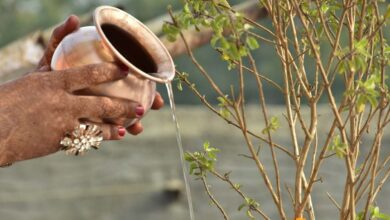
0, 0, 389, 220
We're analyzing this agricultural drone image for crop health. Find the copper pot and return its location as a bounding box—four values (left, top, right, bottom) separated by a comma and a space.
51, 6, 175, 126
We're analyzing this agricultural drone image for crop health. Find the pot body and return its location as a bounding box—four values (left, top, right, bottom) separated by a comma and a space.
51, 6, 175, 127
51, 26, 156, 127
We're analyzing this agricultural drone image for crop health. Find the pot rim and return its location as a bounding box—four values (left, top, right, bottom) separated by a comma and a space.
93, 5, 175, 83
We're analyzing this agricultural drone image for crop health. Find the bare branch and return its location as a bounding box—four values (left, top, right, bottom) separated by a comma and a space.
200, 176, 229, 220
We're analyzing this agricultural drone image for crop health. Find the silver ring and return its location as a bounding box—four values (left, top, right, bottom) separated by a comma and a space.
60, 123, 103, 156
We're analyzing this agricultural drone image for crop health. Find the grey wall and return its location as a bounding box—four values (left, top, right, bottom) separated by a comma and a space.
0, 106, 389, 219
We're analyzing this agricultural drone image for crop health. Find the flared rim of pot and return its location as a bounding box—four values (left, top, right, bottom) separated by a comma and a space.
94, 5, 175, 83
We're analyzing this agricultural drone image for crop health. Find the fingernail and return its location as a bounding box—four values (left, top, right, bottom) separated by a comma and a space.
64, 15, 73, 24
135, 105, 144, 118
118, 127, 126, 137
118, 62, 129, 73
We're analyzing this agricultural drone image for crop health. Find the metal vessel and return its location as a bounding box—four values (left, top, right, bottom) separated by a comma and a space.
51, 6, 175, 126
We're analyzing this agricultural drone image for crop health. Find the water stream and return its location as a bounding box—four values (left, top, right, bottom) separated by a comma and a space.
165, 82, 195, 220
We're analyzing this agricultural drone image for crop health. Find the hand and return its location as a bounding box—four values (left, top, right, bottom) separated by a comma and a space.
0, 15, 165, 166
0, 63, 141, 165
126, 92, 164, 135
37, 15, 164, 136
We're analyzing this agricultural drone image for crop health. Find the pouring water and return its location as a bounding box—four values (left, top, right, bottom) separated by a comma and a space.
166, 82, 195, 220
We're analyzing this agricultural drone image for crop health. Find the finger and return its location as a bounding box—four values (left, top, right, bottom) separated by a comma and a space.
151, 92, 164, 110
38, 65, 51, 72
126, 122, 144, 135
59, 63, 129, 92
83, 122, 126, 140
75, 96, 144, 120
37, 15, 80, 69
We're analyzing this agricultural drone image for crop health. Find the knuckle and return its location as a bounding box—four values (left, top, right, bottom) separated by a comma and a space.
117, 101, 130, 118
53, 94, 73, 114
71, 97, 86, 116
31, 72, 56, 90
102, 63, 120, 77
108, 126, 118, 140
86, 67, 101, 84
102, 129, 111, 140
101, 97, 128, 118
99, 97, 116, 117
57, 71, 72, 91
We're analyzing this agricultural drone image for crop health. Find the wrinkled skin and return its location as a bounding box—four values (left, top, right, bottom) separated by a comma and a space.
0, 15, 164, 166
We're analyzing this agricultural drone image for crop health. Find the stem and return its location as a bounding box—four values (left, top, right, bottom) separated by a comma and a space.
189, 154, 271, 220
201, 176, 229, 220
177, 70, 294, 158
248, 52, 284, 218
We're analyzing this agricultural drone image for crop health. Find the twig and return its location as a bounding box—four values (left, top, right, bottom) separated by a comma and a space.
168, 8, 226, 98
188, 154, 271, 220
176, 70, 294, 159
327, 192, 341, 211
200, 176, 229, 220
248, 51, 284, 215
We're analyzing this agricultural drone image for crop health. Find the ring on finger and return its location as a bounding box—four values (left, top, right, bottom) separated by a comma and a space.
60, 123, 103, 156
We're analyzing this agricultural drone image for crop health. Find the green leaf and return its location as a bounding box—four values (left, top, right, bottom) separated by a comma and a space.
183, 3, 191, 13
337, 60, 347, 74
367, 206, 390, 219
384, 46, 390, 54
385, 5, 390, 19
203, 141, 210, 150
355, 38, 368, 50
229, 43, 240, 60
220, 37, 230, 50
349, 59, 357, 72
177, 81, 183, 91
184, 152, 193, 162
166, 34, 177, 42
221, 53, 230, 61
238, 203, 246, 211
246, 36, 259, 50
220, 108, 231, 119
366, 94, 378, 108
244, 24, 253, 30
239, 46, 248, 57
210, 35, 220, 48
320, 3, 330, 13
328, 135, 347, 158
208, 152, 216, 160
372, 206, 380, 216
374, 213, 390, 219
189, 162, 197, 175
215, 14, 227, 26
217, 0, 231, 8
217, 96, 228, 106
182, 15, 194, 28
227, 62, 236, 70
163, 23, 180, 35
357, 211, 364, 220
354, 56, 367, 72
246, 210, 255, 219
262, 116, 280, 134
356, 100, 366, 113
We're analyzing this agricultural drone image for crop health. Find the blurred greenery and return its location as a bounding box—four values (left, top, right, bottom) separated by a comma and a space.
0, 0, 388, 105
0, 0, 183, 47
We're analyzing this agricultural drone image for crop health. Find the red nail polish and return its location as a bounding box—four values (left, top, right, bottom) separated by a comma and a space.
118, 62, 129, 73
64, 16, 72, 24
135, 105, 144, 118
118, 127, 126, 137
